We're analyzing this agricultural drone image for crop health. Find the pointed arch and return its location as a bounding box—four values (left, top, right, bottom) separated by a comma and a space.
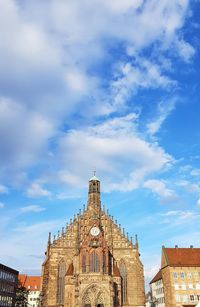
57, 260, 66, 305
119, 260, 128, 304
82, 254, 86, 273
89, 251, 100, 272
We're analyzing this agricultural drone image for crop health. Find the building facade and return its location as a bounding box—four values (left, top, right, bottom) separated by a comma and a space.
150, 246, 200, 307
150, 270, 165, 307
41, 175, 145, 307
0, 263, 18, 307
19, 275, 41, 307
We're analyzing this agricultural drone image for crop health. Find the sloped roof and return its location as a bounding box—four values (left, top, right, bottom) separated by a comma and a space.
164, 247, 200, 267
66, 263, 74, 276
113, 264, 120, 277
150, 270, 162, 284
18, 275, 41, 291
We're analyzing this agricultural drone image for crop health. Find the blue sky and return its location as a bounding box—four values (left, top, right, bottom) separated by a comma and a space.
0, 0, 200, 286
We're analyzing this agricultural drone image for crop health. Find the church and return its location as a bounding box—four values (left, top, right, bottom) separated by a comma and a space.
41, 175, 145, 307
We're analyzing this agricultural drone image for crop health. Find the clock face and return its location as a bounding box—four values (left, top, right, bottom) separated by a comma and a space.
90, 226, 100, 236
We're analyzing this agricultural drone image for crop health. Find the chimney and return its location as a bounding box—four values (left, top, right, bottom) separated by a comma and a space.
190, 245, 193, 248
175, 245, 178, 248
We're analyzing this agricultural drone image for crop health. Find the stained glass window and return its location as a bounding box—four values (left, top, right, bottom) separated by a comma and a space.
89, 251, 100, 272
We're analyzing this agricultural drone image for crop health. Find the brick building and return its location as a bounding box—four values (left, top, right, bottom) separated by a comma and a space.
150, 246, 200, 307
41, 175, 145, 307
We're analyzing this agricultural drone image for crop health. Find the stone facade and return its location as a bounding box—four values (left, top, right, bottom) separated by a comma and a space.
41, 176, 145, 307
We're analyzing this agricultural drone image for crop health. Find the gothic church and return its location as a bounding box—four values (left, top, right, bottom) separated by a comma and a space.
41, 175, 145, 307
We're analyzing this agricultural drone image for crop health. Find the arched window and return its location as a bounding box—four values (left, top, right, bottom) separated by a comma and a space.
82, 254, 86, 273
119, 262, 127, 304
103, 253, 107, 273
89, 251, 100, 272
57, 261, 66, 305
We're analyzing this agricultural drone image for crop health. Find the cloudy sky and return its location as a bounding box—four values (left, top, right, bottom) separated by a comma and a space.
0, 0, 200, 286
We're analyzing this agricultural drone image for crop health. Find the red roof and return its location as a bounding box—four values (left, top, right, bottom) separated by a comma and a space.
164, 248, 200, 267
18, 275, 41, 291
150, 270, 162, 284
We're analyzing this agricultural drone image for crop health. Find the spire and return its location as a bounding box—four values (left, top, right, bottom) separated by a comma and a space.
48, 232, 51, 245
135, 234, 139, 249
46, 232, 51, 257
89, 170, 100, 182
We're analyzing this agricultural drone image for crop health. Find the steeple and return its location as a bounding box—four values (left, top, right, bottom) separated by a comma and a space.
87, 172, 101, 213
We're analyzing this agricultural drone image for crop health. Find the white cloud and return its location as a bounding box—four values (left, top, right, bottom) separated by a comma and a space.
177, 180, 200, 193
176, 39, 196, 62
0, 184, 8, 194
169, 231, 200, 247
160, 210, 200, 225
0, 0, 193, 189
26, 183, 51, 198
190, 168, 200, 177
197, 199, 200, 207
0, 202, 5, 209
143, 179, 175, 200
147, 98, 177, 135
0, 97, 54, 184
20, 205, 46, 213
110, 59, 175, 110
57, 114, 172, 192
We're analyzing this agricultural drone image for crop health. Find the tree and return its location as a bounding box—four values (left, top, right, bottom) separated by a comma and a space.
15, 281, 29, 307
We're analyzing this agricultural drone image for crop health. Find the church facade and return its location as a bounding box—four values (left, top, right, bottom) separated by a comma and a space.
41, 176, 145, 307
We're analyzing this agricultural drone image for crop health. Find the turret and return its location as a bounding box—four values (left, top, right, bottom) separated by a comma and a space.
87, 172, 101, 214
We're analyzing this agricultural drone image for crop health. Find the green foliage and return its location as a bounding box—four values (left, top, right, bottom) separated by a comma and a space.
15, 281, 29, 307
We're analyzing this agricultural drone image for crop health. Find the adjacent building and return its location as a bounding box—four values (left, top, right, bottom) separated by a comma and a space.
0, 263, 18, 307
150, 246, 200, 307
150, 270, 165, 306
19, 275, 41, 307
41, 175, 145, 307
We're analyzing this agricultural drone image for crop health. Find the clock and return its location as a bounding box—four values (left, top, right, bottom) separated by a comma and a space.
90, 226, 100, 236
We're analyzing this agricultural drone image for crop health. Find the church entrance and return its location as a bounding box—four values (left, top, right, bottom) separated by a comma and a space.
82, 284, 108, 307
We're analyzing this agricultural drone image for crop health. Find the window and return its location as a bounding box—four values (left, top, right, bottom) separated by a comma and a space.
190, 295, 194, 301
82, 255, 86, 273
173, 272, 178, 279
180, 272, 185, 279
103, 253, 107, 273
194, 272, 199, 280
89, 251, 100, 272
182, 295, 187, 302
188, 283, 193, 289
57, 261, 66, 305
187, 272, 192, 279
196, 283, 200, 290
119, 262, 127, 304
175, 295, 181, 302
181, 284, 186, 290
174, 284, 179, 290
